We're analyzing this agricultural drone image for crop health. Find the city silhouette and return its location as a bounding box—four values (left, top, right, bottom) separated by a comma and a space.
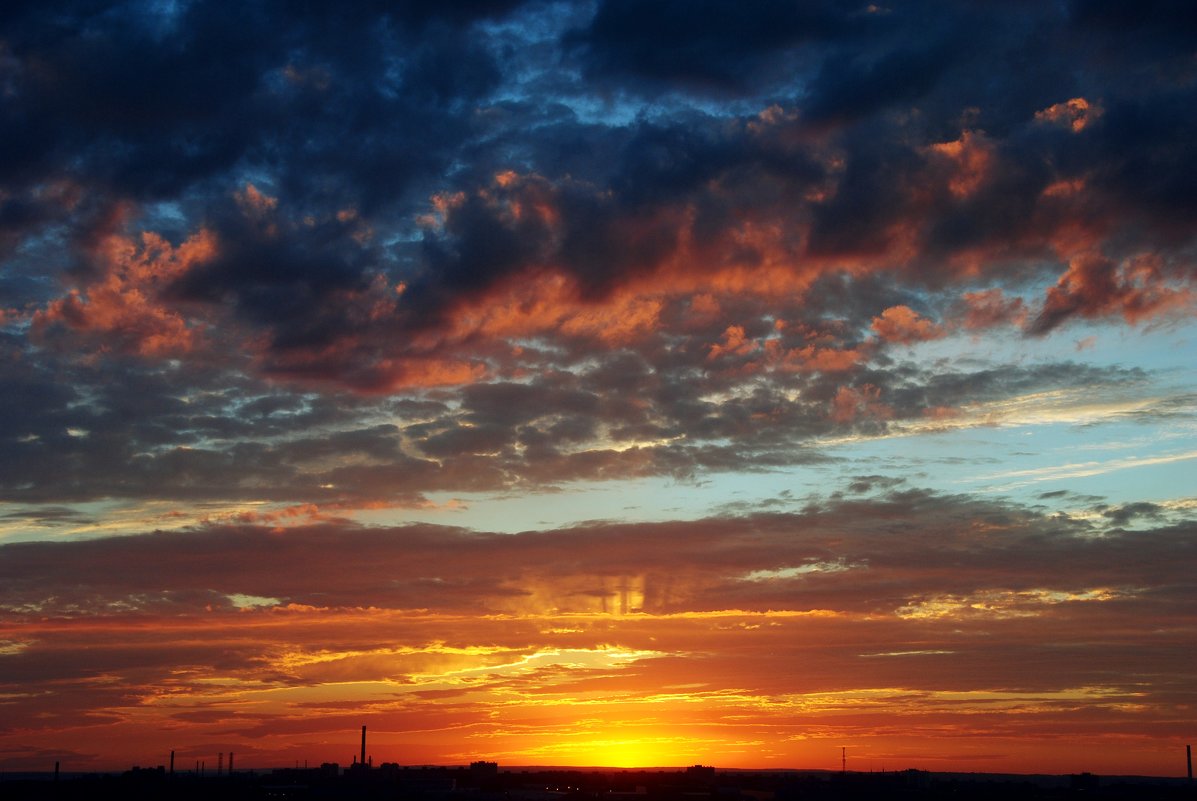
2, 728, 1193, 801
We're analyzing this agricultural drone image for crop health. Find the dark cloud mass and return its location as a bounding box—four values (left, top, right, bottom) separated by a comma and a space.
0, 0, 1191, 503
569, 0, 848, 94
6, 491, 1188, 616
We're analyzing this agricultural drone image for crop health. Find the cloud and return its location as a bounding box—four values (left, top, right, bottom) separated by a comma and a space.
979, 449, 1197, 489
5, 0, 1194, 410
1030, 252, 1194, 334
3, 487, 1186, 620
1034, 97, 1102, 133
0, 488, 1192, 766
33, 228, 217, 357
954, 289, 1028, 331
1, 284, 1167, 514
870, 305, 944, 344
567, 0, 849, 95
829, 384, 892, 424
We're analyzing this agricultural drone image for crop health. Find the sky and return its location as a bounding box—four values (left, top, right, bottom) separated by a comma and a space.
0, 0, 1195, 778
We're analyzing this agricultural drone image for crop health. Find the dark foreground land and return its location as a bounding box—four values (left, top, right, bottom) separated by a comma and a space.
2, 765, 1193, 801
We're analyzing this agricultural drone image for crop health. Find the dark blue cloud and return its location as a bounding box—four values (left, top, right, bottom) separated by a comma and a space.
568, 0, 851, 95
0, 0, 1194, 511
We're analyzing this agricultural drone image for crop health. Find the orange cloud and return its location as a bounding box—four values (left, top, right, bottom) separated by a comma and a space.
389, 357, 489, 389
707, 325, 757, 360
871, 305, 944, 344
450, 272, 664, 347
927, 131, 993, 198
830, 384, 892, 423
766, 341, 864, 373
235, 182, 279, 217
1034, 97, 1101, 132
1033, 251, 1195, 333
33, 229, 218, 356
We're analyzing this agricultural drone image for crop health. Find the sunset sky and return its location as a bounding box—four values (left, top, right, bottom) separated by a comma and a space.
1, 0, 1195, 778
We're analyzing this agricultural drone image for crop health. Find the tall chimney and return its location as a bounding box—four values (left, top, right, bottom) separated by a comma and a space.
1187, 744, 1192, 781
170, 750, 175, 777
360, 726, 367, 767
229, 752, 234, 775
54, 761, 60, 782
218, 752, 223, 776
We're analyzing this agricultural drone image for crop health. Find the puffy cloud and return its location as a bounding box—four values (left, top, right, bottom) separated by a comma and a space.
1034, 97, 1102, 132
1030, 252, 1194, 334
870, 305, 945, 344
707, 325, 756, 360
926, 131, 993, 199
33, 229, 218, 356
5, 2, 1193, 402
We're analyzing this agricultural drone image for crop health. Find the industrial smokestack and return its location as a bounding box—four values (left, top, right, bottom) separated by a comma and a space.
170, 750, 175, 777
1187, 744, 1192, 781
54, 761, 59, 782
229, 752, 234, 775
360, 725, 367, 767
218, 752, 223, 776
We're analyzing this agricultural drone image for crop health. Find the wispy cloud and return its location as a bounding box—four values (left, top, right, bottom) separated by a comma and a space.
978, 449, 1197, 489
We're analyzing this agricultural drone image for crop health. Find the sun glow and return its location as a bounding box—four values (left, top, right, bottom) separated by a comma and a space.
576, 738, 679, 768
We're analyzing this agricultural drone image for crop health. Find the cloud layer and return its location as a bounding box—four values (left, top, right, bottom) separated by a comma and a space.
0, 1, 1193, 516
1, 490, 1193, 771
